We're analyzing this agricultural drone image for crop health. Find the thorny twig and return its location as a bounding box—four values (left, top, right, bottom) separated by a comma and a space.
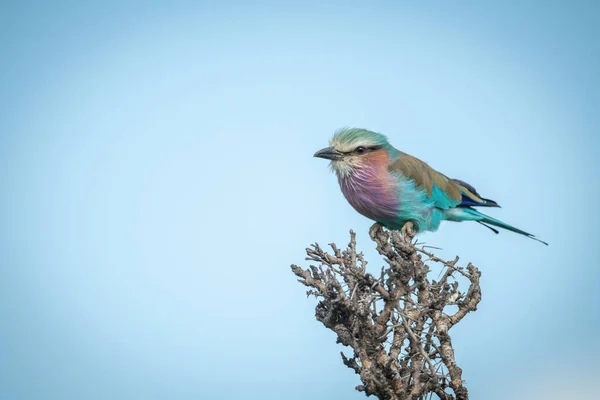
291, 223, 481, 400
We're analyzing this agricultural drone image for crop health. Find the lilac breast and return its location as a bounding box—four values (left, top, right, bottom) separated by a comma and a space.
338, 167, 399, 222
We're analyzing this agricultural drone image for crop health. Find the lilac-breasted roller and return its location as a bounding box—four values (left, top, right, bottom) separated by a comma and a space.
314, 128, 547, 245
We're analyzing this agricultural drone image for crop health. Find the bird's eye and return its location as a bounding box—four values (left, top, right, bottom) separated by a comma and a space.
356, 146, 367, 154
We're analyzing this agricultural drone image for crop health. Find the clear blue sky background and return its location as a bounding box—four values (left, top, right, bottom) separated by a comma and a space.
1, 1, 598, 399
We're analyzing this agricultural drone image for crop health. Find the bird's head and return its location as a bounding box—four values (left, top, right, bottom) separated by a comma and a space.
314, 128, 391, 177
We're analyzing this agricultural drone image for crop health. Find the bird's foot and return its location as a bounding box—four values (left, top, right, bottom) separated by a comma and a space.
369, 222, 384, 238
400, 221, 416, 241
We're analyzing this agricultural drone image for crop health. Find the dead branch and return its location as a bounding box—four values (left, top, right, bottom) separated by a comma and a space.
291, 223, 481, 400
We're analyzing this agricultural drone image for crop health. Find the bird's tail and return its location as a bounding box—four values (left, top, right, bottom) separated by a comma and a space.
459, 208, 548, 245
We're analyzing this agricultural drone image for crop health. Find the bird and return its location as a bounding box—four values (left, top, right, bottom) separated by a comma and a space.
314, 127, 547, 245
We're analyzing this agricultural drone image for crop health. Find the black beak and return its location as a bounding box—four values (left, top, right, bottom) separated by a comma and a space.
314, 147, 343, 161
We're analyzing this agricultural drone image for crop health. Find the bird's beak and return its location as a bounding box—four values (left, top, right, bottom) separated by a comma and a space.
313, 147, 343, 161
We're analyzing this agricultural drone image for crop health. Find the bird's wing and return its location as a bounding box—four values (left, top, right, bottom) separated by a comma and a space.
389, 154, 462, 209
451, 179, 500, 208
389, 154, 498, 209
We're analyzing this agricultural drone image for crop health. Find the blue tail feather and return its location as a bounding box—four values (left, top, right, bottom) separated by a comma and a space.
462, 208, 548, 245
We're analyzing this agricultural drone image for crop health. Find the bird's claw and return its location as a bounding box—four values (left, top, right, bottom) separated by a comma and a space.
401, 221, 416, 241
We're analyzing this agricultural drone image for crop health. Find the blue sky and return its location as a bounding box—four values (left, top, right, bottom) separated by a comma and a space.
1, 1, 598, 399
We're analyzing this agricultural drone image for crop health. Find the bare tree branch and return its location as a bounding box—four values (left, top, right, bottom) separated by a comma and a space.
291, 223, 481, 400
